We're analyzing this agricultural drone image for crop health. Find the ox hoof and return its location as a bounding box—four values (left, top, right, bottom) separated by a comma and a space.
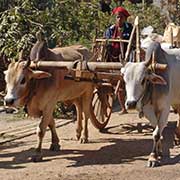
80, 138, 88, 144
31, 154, 43, 162
158, 152, 163, 160
174, 138, 180, 146
49, 143, 61, 151
147, 160, 160, 168
174, 129, 180, 145
76, 134, 81, 141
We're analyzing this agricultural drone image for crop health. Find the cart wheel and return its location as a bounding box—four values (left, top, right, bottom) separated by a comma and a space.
90, 85, 113, 130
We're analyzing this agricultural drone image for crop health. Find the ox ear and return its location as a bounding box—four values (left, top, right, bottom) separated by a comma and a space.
148, 73, 167, 85
31, 70, 51, 79
4, 70, 7, 75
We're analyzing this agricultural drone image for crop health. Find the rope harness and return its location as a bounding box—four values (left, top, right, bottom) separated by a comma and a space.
138, 79, 153, 118
23, 78, 37, 114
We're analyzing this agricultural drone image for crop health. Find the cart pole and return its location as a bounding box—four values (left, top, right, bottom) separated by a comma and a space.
124, 16, 138, 63
136, 16, 140, 62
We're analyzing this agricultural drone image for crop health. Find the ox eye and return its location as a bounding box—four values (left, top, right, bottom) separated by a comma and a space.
20, 77, 26, 85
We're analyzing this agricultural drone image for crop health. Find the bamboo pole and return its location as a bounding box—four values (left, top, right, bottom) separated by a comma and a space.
124, 16, 138, 62
86, 62, 123, 71
30, 61, 71, 70
136, 16, 141, 62
30, 61, 123, 71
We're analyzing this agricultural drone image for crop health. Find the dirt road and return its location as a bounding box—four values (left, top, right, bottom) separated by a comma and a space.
0, 110, 180, 180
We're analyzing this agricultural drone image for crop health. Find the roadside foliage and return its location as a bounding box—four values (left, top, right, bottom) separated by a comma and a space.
0, 0, 177, 59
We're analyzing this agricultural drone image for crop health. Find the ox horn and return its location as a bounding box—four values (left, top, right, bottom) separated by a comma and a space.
18, 49, 24, 62
149, 63, 168, 72
144, 51, 156, 67
0, 91, 6, 98
36, 30, 44, 42
146, 51, 167, 72
152, 51, 156, 64
24, 57, 31, 69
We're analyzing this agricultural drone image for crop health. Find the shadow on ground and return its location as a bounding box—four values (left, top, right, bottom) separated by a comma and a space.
0, 120, 179, 169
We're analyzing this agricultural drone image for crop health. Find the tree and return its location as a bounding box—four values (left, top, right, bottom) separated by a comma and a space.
0, 0, 167, 60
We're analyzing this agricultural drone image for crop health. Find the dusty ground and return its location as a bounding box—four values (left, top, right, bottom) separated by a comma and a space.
0, 107, 180, 180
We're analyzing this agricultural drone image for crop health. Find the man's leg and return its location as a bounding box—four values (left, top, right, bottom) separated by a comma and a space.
117, 87, 128, 114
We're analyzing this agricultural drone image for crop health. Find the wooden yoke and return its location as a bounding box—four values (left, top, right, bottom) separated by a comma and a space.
30, 61, 123, 82
30, 61, 123, 71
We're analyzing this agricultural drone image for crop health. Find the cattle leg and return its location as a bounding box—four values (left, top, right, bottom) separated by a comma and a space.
147, 110, 168, 168
48, 119, 60, 151
143, 106, 161, 165
174, 110, 180, 145
33, 111, 56, 162
147, 126, 161, 167
32, 119, 49, 162
171, 106, 180, 145
74, 99, 83, 141
80, 114, 88, 143
80, 93, 92, 144
157, 137, 163, 158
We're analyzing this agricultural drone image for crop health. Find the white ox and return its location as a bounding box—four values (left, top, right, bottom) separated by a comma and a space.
121, 41, 180, 167
4, 44, 94, 162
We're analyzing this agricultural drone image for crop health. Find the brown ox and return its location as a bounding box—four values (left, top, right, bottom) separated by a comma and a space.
4, 42, 94, 162
30, 31, 93, 62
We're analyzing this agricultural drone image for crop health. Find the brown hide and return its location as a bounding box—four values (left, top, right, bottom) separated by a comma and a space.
4, 60, 94, 161
4, 42, 95, 161
25, 68, 94, 117
30, 39, 93, 62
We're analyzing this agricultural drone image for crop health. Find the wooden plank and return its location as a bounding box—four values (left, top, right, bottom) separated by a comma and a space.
95, 72, 123, 81
67, 69, 122, 82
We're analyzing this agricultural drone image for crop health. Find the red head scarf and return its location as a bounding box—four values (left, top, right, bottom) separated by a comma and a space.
112, 6, 130, 17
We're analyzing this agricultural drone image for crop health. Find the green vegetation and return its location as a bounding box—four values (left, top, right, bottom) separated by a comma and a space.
0, 0, 179, 118
124, 1, 166, 34
0, 0, 174, 59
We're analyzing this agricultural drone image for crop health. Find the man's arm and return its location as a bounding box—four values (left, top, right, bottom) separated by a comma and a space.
104, 25, 115, 39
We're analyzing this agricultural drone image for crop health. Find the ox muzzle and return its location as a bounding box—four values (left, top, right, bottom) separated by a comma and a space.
126, 100, 137, 110
4, 97, 16, 106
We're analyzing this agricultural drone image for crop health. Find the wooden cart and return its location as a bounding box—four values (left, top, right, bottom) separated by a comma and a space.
30, 16, 141, 130
89, 16, 141, 129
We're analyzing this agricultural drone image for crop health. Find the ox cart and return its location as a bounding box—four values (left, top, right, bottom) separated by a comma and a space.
30, 17, 142, 130
30, 61, 123, 130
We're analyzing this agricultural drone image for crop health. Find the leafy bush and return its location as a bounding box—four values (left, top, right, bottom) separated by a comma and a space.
0, 0, 176, 118
123, 1, 167, 34
0, 0, 169, 59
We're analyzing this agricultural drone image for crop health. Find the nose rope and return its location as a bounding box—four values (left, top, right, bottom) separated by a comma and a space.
137, 80, 153, 118
23, 79, 37, 114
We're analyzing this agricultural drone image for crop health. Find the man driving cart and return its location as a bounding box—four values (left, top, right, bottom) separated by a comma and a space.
104, 6, 134, 114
